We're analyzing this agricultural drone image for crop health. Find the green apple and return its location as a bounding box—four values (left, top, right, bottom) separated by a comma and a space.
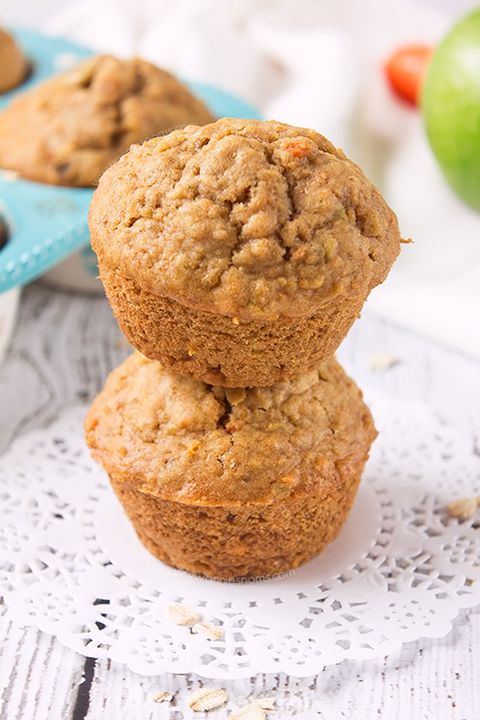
422, 9, 480, 210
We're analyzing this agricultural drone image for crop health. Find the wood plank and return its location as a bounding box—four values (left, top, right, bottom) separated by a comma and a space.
0, 619, 84, 719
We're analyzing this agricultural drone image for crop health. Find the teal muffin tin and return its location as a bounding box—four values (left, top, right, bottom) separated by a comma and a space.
0, 28, 261, 294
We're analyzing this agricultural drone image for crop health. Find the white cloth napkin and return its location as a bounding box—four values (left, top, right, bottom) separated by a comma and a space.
43, 0, 480, 359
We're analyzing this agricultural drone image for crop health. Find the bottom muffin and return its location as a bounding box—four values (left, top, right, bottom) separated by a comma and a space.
85, 353, 376, 579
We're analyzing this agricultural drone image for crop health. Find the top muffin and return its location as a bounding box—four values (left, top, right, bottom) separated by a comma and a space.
90, 118, 401, 321
0, 28, 29, 94
0, 55, 214, 187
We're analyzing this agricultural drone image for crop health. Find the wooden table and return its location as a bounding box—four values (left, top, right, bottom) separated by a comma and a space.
0, 284, 479, 719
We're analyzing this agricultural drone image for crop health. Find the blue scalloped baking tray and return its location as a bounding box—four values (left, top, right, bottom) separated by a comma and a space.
0, 29, 261, 294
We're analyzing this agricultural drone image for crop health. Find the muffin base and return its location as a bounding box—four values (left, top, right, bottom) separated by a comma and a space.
100, 266, 366, 387
108, 456, 366, 580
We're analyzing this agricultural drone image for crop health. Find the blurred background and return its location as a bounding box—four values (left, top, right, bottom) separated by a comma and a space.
1, 0, 480, 358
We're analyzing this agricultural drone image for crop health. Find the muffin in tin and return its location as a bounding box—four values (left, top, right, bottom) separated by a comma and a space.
85, 352, 376, 579
0, 54, 214, 186
0, 28, 29, 94
89, 118, 401, 387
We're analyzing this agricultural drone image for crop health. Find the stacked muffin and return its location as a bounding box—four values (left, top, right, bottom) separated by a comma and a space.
86, 118, 401, 579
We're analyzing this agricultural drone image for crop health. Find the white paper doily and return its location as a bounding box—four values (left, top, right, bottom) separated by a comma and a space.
1, 394, 479, 678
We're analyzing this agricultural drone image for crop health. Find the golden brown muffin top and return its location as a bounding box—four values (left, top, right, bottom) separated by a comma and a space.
89, 118, 401, 320
0, 54, 214, 186
85, 352, 376, 507
0, 28, 28, 94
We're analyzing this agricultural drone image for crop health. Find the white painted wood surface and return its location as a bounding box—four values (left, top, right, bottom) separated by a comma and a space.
0, 284, 479, 719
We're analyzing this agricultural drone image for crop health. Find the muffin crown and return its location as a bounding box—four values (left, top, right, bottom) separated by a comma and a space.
0, 54, 213, 186
90, 118, 401, 320
0, 28, 28, 93
85, 352, 376, 506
